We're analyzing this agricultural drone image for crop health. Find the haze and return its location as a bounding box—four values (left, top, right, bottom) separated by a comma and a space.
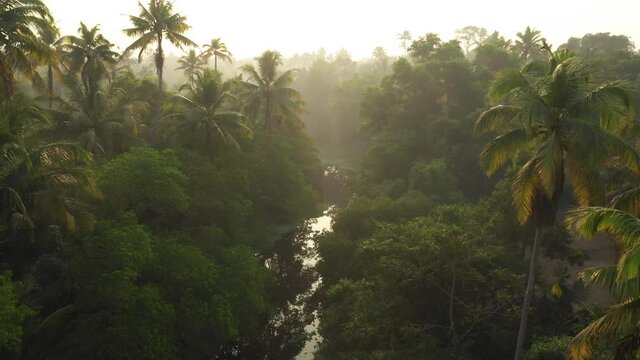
45, 0, 640, 59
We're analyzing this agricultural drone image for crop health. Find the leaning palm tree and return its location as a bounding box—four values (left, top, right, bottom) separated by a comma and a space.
176, 49, 205, 86
565, 207, 640, 359
474, 45, 639, 360
202, 38, 232, 71
171, 69, 251, 155
123, 0, 196, 121
0, 0, 51, 98
240, 50, 304, 132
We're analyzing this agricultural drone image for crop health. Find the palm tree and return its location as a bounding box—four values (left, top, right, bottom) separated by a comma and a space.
202, 38, 232, 71
565, 207, 640, 359
513, 26, 544, 61
0, 0, 51, 98
240, 50, 304, 132
397, 30, 412, 51
0, 96, 97, 236
38, 21, 65, 108
171, 69, 251, 155
55, 72, 148, 156
474, 46, 639, 360
60, 23, 119, 112
123, 0, 196, 121
176, 49, 204, 86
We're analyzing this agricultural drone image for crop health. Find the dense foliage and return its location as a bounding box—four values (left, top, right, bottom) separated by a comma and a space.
0, 1, 324, 358
314, 30, 640, 360
3, 0, 640, 359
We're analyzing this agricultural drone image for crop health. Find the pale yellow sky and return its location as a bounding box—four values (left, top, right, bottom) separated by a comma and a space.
44, 0, 640, 60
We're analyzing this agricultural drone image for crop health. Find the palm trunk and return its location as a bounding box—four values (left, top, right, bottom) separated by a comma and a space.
156, 66, 163, 123
513, 226, 541, 360
214, 55, 218, 72
0, 56, 15, 98
265, 94, 272, 132
155, 36, 164, 124
48, 65, 54, 108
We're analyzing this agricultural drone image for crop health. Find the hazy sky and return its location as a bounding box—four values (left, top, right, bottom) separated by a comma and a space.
44, 0, 640, 60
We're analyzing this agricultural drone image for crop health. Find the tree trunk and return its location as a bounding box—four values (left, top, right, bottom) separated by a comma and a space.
155, 36, 164, 124
265, 93, 272, 132
48, 65, 54, 108
214, 55, 218, 72
513, 226, 541, 360
0, 56, 15, 98
156, 66, 163, 123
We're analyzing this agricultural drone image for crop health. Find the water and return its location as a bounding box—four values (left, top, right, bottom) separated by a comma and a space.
295, 207, 333, 360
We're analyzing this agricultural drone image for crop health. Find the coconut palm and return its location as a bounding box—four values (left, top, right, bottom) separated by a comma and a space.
202, 38, 232, 71
60, 23, 119, 110
512, 26, 544, 61
171, 69, 251, 155
55, 72, 148, 156
0, 96, 97, 236
397, 30, 412, 51
474, 46, 639, 360
565, 207, 640, 359
240, 50, 304, 132
0, 0, 52, 98
123, 0, 196, 121
1, 142, 96, 233
38, 21, 65, 108
176, 49, 205, 86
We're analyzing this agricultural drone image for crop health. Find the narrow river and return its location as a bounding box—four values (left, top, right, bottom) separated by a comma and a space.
295, 207, 333, 360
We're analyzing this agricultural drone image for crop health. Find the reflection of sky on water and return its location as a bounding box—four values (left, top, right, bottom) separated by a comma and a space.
297, 207, 333, 359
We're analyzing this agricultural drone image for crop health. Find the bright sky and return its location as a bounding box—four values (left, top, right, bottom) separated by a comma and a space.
44, 0, 640, 60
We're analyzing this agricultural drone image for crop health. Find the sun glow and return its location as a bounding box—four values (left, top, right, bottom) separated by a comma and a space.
46, 0, 640, 60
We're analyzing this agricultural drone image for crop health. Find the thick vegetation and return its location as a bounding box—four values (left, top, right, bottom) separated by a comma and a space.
0, 1, 322, 359
3, 0, 640, 359
314, 30, 640, 360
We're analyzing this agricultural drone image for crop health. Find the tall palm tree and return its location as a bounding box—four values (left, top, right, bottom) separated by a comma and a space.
0, 0, 51, 98
397, 30, 412, 51
38, 21, 65, 108
60, 23, 119, 113
55, 23, 136, 157
512, 26, 544, 61
474, 46, 639, 360
171, 68, 251, 155
240, 50, 304, 132
565, 207, 640, 359
202, 38, 232, 71
123, 0, 196, 121
176, 49, 204, 86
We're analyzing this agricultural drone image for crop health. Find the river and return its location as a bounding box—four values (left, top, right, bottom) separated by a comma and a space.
294, 207, 333, 360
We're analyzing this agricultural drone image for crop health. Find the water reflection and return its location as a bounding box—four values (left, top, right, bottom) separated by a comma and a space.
296, 207, 333, 360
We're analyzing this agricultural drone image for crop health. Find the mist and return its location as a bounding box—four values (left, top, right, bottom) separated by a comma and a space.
46, 0, 640, 59
4, 0, 640, 359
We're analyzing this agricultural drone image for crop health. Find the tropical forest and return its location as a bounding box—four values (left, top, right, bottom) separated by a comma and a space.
3, 0, 640, 359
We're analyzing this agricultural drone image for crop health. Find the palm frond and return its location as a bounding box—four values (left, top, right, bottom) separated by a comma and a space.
565, 207, 640, 250
479, 128, 528, 176
474, 105, 520, 135
512, 158, 538, 224
489, 69, 532, 102
533, 132, 563, 199
611, 187, 640, 215
569, 296, 640, 360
